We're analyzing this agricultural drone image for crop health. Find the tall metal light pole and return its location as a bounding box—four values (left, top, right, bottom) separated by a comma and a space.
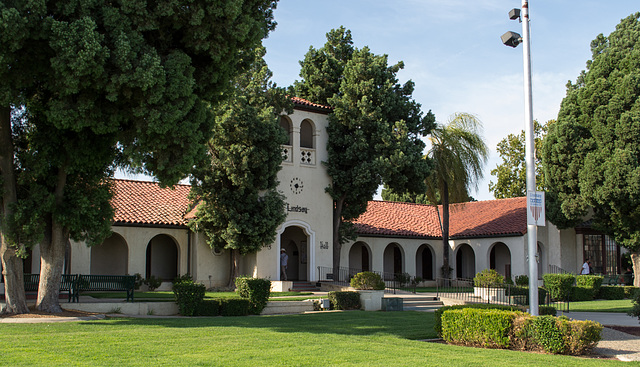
502, 0, 539, 316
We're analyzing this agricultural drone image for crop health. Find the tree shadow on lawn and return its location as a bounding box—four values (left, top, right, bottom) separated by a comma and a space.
80, 311, 436, 340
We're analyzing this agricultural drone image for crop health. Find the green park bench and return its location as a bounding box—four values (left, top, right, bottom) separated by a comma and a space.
77, 274, 136, 302
23, 273, 79, 303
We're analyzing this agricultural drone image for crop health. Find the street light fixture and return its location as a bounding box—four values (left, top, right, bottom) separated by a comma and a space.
502, 0, 539, 316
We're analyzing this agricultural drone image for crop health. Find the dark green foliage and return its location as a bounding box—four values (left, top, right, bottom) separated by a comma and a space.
235, 277, 271, 315
538, 306, 557, 316
489, 120, 549, 199
569, 286, 595, 302
624, 286, 639, 298
441, 308, 518, 348
542, 13, 640, 275
144, 275, 163, 292
576, 275, 603, 294
133, 273, 144, 290
196, 300, 221, 316
173, 274, 194, 284
473, 269, 504, 287
219, 298, 251, 316
515, 275, 529, 286
543, 273, 575, 301
350, 272, 385, 290
328, 291, 361, 310
434, 304, 522, 337
172, 282, 206, 316
509, 287, 548, 305
189, 47, 289, 283
294, 27, 434, 276
393, 273, 411, 288
531, 316, 565, 354
597, 286, 625, 300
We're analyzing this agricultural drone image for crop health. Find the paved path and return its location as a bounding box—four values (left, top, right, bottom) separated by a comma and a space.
561, 311, 640, 362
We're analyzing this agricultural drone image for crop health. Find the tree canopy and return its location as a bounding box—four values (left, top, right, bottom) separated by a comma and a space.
294, 27, 435, 278
0, 0, 278, 314
542, 12, 640, 285
189, 46, 290, 285
489, 120, 549, 199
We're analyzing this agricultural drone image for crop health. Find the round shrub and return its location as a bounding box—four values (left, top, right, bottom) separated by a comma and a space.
350, 271, 385, 290
235, 276, 271, 315
474, 269, 504, 287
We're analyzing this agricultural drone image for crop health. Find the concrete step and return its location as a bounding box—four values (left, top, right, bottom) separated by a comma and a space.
290, 282, 320, 292
261, 300, 315, 315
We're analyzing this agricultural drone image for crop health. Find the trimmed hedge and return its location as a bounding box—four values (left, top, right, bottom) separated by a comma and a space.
576, 275, 603, 294
219, 298, 251, 316
624, 286, 639, 299
629, 287, 640, 321
474, 269, 504, 287
597, 286, 625, 300
196, 299, 221, 316
570, 286, 595, 302
443, 308, 602, 355
235, 277, 271, 315
328, 291, 361, 310
543, 273, 575, 301
434, 304, 522, 336
172, 281, 206, 316
515, 275, 529, 287
350, 272, 385, 290
509, 286, 548, 305
441, 308, 516, 348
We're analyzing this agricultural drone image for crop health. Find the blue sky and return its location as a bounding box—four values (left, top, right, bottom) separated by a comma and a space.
262, 1, 639, 201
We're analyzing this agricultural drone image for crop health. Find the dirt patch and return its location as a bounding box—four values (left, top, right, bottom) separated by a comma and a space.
1, 306, 100, 319
606, 326, 640, 337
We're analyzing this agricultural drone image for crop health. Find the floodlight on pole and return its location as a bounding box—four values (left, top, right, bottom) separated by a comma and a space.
503, 0, 539, 316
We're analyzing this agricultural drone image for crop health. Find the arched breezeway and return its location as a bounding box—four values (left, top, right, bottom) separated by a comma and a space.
489, 242, 512, 279
349, 241, 371, 272
416, 244, 435, 280
146, 234, 178, 281
455, 244, 475, 279
383, 243, 404, 278
280, 226, 310, 281
91, 233, 129, 275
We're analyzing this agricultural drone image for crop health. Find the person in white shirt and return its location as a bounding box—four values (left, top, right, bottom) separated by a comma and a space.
581, 258, 591, 274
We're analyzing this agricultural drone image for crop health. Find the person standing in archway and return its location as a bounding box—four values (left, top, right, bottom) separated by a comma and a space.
280, 249, 289, 281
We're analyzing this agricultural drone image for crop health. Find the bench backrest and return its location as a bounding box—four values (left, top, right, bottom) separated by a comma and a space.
78, 275, 136, 291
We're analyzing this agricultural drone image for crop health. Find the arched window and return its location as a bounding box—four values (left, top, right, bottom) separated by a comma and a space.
300, 119, 314, 148
280, 116, 292, 145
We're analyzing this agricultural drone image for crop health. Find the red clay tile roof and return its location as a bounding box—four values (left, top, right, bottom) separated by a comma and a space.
112, 179, 191, 227
291, 96, 332, 112
354, 197, 527, 239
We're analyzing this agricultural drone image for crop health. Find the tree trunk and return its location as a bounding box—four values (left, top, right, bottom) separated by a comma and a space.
441, 182, 450, 280
332, 196, 345, 282
631, 251, 640, 288
0, 105, 29, 315
227, 249, 239, 289
36, 166, 68, 313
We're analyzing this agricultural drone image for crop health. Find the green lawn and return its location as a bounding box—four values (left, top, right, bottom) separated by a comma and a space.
0, 312, 628, 366
567, 299, 634, 313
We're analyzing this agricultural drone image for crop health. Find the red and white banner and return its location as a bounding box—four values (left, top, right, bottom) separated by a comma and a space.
527, 191, 545, 226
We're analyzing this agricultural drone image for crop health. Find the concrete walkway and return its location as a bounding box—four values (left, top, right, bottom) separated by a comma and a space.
561, 311, 640, 362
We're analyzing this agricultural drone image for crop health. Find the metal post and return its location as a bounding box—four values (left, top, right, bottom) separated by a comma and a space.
521, 0, 539, 316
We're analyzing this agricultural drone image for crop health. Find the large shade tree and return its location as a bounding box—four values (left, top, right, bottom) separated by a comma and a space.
294, 28, 435, 279
542, 13, 640, 286
189, 46, 290, 287
425, 113, 488, 279
489, 120, 550, 199
0, 0, 278, 314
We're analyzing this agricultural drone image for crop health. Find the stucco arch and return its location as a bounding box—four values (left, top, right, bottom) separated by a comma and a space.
416, 244, 435, 280
383, 242, 404, 278
299, 119, 315, 148
489, 242, 512, 279
455, 243, 475, 279
348, 241, 372, 272
91, 232, 129, 275
276, 220, 316, 281
146, 234, 179, 281
280, 115, 293, 145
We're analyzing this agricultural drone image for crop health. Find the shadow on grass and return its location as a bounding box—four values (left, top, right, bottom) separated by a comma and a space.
79, 311, 437, 340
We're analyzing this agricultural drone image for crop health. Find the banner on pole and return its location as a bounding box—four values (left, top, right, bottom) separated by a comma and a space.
527, 191, 545, 226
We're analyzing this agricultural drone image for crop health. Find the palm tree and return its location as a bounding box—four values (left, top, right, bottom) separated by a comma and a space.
425, 113, 488, 280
